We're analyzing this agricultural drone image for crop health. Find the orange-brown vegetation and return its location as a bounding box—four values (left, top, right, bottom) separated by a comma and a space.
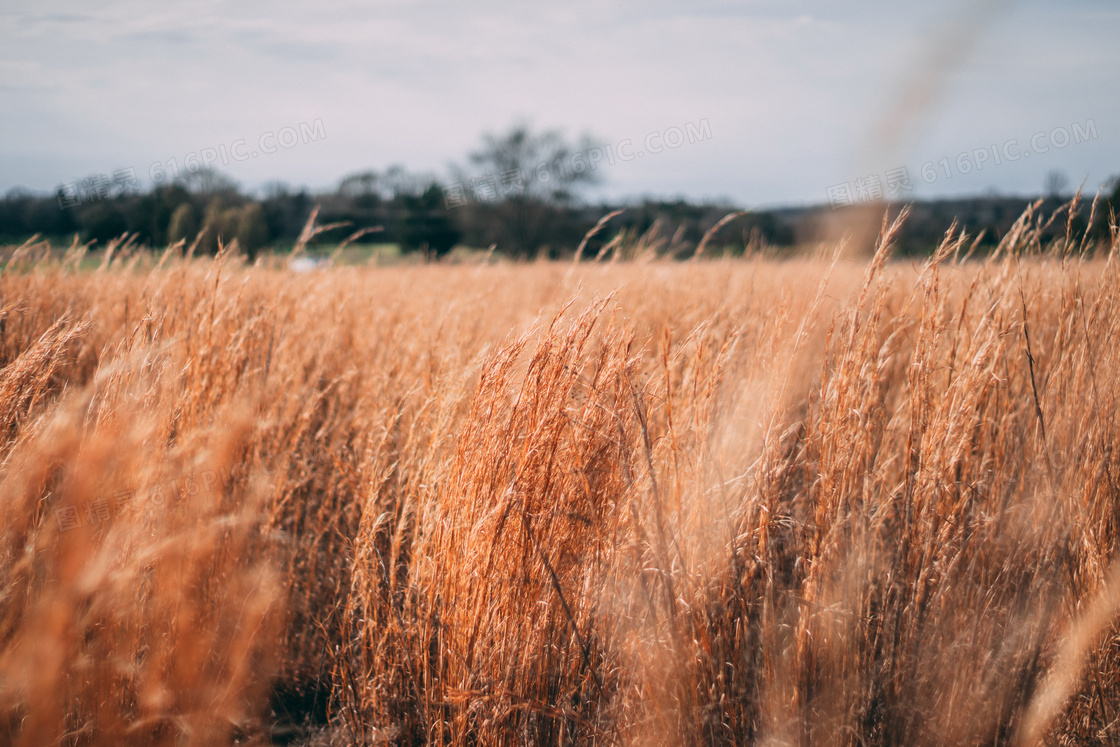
2, 204, 1120, 745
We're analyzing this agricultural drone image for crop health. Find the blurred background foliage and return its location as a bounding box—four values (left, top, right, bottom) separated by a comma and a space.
2, 126, 1117, 259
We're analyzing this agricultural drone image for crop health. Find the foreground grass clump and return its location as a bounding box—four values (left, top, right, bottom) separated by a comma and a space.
2, 205, 1120, 745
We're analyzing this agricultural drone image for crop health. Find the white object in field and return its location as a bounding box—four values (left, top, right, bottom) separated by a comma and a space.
288, 256, 325, 273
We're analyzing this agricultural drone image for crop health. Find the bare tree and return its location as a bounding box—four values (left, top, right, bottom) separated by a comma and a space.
1044, 170, 1069, 199
455, 125, 601, 256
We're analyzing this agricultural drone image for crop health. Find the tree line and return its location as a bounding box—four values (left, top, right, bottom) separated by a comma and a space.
2, 126, 1117, 258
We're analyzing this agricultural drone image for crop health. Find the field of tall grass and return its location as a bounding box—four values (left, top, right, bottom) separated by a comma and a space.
1, 201, 1119, 745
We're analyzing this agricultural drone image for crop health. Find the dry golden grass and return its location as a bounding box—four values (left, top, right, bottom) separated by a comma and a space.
2, 203, 1120, 745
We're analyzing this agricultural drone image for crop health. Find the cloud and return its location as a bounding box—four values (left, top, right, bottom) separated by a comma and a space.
0, 0, 1115, 206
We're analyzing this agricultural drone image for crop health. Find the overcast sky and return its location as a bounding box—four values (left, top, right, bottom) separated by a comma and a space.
1, 0, 1116, 208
